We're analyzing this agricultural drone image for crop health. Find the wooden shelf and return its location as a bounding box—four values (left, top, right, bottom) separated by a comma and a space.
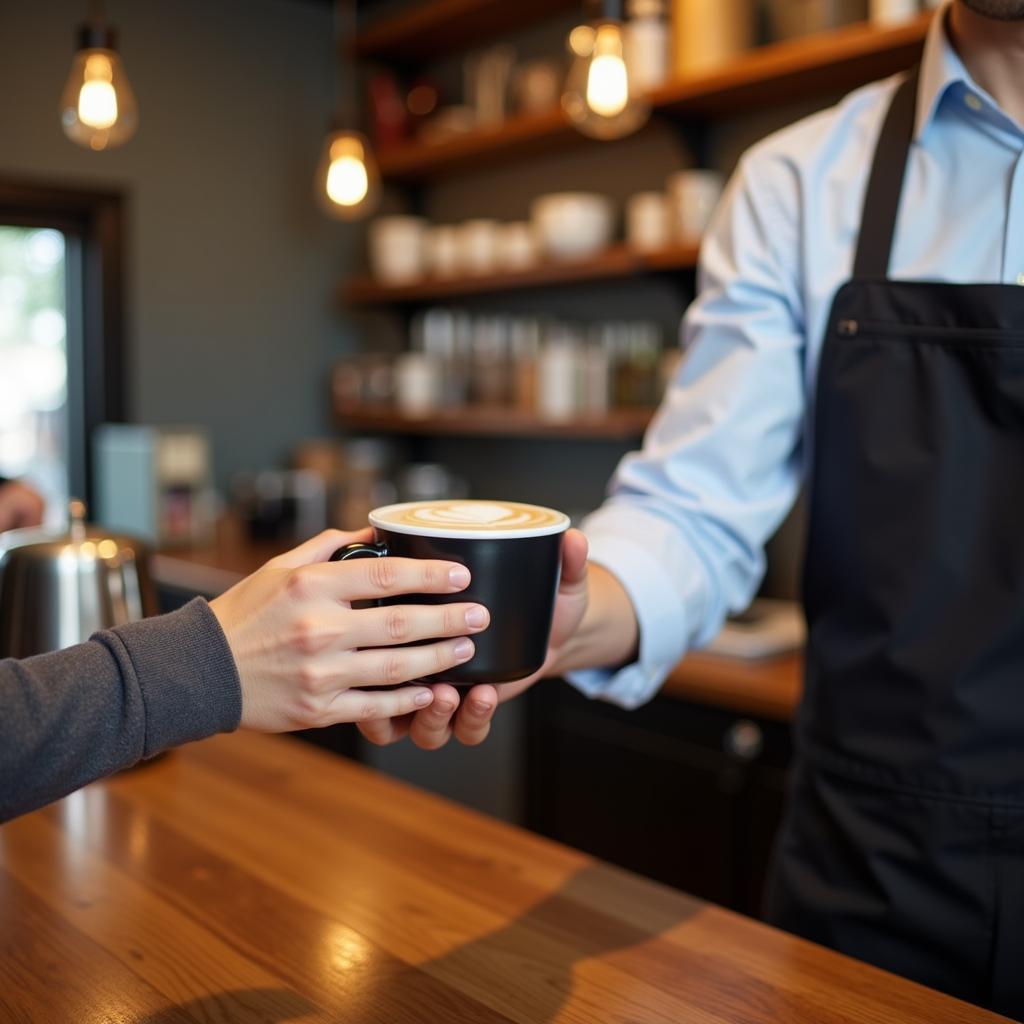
378, 107, 571, 180
376, 13, 933, 181
353, 0, 579, 61
648, 12, 932, 115
343, 243, 700, 306
334, 403, 656, 441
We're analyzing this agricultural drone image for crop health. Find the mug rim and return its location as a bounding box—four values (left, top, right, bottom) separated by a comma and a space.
368, 500, 570, 540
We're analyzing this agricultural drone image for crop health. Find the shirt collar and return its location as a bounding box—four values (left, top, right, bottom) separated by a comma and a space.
915, 1, 970, 140
914, 0, 1023, 142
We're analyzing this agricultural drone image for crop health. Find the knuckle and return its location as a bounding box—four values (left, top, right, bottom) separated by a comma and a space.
297, 663, 322, 694
368, 557, 397, 592
421, 562, 441, 591
385, 608, 411, 642
434, 642, 454, 674
383, 654, 406, 686
290, 618, 321, 655
357, 701, 379, 722
288, 694, 322, 729
286, 567, 313, 601
441, 604, 459, 636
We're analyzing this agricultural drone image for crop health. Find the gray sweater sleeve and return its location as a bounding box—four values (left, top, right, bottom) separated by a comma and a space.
0, 598, 242, 822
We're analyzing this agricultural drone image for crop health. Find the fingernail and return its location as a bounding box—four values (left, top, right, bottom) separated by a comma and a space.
470, 700, 493, 716
436, 700, 457, 714
454, 638, 474, 661
414, 690, 432, 707
465, 605, 488, 629
449, 566, 471, 589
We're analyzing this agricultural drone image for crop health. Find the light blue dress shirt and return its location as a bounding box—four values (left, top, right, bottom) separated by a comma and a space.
571, 3, 1024, 709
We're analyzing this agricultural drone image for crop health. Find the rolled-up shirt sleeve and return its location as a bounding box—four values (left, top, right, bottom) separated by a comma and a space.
569, 148, 807, 708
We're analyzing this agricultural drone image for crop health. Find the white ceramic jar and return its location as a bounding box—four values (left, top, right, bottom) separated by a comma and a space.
425, 225, 460, 278
538, 341, 579, 420
496, 222, 539, 271
394, 352, 442, 417
456, 219, 500, 276
626, 191, 671, 252
368, 216, 428, 285
531, 192, 616, 262
625, 0, 671, 93
869, 0, 920, 25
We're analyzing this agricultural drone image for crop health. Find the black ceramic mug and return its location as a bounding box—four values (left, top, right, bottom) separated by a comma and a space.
331, 499, 569, 685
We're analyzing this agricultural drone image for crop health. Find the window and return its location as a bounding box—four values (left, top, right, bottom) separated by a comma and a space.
0, 226, 70, 521
0, 181, 125, 523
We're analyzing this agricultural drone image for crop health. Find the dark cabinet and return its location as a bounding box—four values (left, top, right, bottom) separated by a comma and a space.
525, 681, 792, 918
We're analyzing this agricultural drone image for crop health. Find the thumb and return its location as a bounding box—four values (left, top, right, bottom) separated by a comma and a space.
265, 527, 373, 569
560, 529, 589, 588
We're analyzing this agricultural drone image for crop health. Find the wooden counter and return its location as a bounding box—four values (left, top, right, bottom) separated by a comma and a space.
664, 650, 803, 721
0, 731, 1004, 1023
151, 519, 279, 596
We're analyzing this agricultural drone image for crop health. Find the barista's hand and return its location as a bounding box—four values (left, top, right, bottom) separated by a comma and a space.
358, 528, 590, 749
210, 529, 490, 732
0, 480, 45, 533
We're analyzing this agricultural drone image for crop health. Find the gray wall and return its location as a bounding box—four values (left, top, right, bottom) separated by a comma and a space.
0, 0, 356, 488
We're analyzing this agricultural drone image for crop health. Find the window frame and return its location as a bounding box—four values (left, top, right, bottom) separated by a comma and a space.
0, 179, 126, 505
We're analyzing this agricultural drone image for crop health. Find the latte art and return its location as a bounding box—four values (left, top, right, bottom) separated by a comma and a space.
370, 500, 568, 538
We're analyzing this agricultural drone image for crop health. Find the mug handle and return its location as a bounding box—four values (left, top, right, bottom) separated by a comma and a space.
330, 541, 389, 563
330, 542, 390, 611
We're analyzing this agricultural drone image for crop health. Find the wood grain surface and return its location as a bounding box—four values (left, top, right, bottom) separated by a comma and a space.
341, 244, 701, 306
0, 732, 1008, 1023
331, 404, 657, 443
664, 651, 803, 721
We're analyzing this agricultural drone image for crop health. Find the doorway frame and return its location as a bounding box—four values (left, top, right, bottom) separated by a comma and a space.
0, 179, 127, 503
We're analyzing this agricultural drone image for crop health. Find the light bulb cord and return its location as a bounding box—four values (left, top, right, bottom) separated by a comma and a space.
334, 0, 358, 127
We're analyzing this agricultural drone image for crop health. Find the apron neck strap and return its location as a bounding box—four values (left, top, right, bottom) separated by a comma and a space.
853, 67, 921, 279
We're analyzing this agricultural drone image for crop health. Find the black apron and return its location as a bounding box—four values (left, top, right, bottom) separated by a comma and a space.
764, 69, 1024, 1019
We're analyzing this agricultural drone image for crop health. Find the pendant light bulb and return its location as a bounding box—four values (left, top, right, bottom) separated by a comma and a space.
316, 129, 380, 220
60, 20, 138, 151
562, 17, 650, 140
78, 53, 118, 128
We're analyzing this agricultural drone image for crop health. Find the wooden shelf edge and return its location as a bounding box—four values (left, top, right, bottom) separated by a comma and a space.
649, 13, 931, 113
342, 243, 700, 306
333, 404, 656, 440
352, 0, 579, 62
373, 14, 933, 181
377, 108, 570, 180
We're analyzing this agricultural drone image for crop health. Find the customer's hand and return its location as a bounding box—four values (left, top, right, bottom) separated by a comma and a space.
0, 480, 45, 533
358, 528, 590, 750
210, 529, 490, 732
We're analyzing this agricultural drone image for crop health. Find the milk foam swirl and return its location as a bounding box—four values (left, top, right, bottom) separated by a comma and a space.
373, 500, 566, 534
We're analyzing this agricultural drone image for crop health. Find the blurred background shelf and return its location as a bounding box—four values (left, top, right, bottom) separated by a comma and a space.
376, 13, 931, 181
334, 403, 656, 440
648, 12, 931, 115
343, 243, 701, 306
353, 0, 580, 61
